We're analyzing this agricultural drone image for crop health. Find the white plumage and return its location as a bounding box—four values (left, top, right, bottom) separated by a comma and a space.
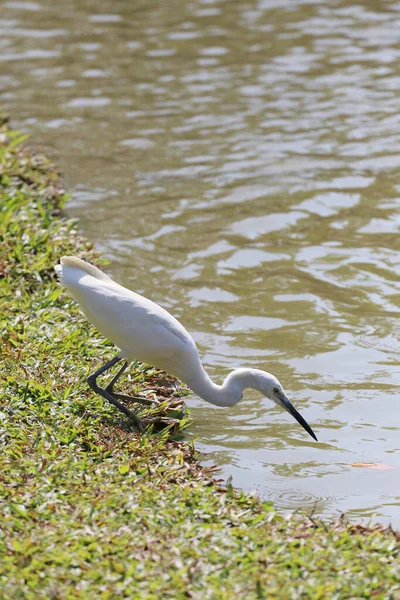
55, 256, 317, 440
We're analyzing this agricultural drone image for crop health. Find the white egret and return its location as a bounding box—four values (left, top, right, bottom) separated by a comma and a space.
55, 256, 317, 440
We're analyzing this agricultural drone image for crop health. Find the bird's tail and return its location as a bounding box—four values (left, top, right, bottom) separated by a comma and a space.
54, 256, 112, 283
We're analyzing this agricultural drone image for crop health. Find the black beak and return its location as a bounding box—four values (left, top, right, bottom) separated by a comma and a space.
275, 392, 318, 441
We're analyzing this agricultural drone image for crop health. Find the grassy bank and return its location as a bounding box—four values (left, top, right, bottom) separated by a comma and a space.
1, 117, 400, 599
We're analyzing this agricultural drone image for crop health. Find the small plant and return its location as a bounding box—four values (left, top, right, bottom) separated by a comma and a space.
1, 117, 399, 600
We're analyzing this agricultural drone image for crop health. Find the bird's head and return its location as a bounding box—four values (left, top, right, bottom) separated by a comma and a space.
253, 370, 318, 441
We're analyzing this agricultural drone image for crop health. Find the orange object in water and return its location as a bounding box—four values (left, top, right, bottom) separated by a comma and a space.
350, 462, 394, 470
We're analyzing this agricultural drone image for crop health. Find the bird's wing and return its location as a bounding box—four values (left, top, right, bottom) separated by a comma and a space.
63, 273, 195, 361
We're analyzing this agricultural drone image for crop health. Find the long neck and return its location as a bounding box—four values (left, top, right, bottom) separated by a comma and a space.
183, 365, 258, 407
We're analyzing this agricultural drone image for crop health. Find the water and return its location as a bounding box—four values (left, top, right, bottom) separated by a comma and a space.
2, 0, 400, 524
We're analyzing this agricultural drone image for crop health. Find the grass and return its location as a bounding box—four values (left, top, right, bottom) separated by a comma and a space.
1, 114, 400, 599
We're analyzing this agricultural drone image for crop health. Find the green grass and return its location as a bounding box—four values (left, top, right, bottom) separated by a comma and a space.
1, 116, 400, 599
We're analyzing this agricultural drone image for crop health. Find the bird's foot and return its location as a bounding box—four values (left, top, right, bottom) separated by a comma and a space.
106, 389, 159, 407
127, 411, 146, 433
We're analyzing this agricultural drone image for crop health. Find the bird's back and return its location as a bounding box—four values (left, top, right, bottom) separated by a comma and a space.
55, 256, 200, 378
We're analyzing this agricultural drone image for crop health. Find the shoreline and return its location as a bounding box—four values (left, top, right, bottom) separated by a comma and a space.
1, 116, 399, 598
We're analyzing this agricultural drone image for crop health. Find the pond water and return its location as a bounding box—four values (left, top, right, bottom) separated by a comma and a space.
2, 0, 400, 524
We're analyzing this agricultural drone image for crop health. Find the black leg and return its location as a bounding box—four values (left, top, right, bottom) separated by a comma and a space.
105, 359, 158, 406
110, 392, 155, 406
105, 359, 129, 394
87, 356, 145, 432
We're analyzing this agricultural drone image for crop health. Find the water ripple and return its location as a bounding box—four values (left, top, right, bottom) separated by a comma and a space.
2, 0, 400, 525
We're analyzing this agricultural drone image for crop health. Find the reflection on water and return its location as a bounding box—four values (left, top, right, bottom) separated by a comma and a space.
2, 0, 400, 524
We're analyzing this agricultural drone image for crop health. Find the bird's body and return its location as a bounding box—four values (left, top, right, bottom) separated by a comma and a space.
55, 256, 317, 440
57, 257, 197, 375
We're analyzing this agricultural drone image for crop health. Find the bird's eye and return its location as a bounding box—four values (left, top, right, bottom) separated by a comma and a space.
273, 387, 279, 394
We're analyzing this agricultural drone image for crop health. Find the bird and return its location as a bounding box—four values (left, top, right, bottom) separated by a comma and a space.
55, 256, 317, 440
